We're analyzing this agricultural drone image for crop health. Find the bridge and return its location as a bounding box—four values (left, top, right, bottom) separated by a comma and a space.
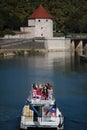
70, 37, 87, 55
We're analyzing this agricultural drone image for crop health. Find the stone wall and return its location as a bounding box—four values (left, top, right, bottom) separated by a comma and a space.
44, 37, 71, 51
0, 37, 71, 51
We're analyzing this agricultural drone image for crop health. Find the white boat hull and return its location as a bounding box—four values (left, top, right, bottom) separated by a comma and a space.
20, 83, 64, 130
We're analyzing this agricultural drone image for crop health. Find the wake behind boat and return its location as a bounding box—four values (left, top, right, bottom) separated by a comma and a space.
20, 83, 64, 130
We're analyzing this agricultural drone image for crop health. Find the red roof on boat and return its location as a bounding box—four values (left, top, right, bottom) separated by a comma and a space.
29, 5, 53, 19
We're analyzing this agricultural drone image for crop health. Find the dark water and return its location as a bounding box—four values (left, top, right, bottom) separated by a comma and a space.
0, 52, 87, 130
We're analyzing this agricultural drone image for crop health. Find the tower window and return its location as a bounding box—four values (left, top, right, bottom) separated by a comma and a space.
41, 27, 43, 29
38, 20, 40, 22
46, 19, 48, 22
41, 34, 43, 36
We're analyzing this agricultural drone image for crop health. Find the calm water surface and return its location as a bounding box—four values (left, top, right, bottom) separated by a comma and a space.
0, 52, 87, 130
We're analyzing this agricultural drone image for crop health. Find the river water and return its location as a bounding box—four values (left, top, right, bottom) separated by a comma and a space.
0, 52, 87, 130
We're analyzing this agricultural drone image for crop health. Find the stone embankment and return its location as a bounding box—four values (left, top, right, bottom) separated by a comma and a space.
0, 38, 46, 58
0, 38, 45, 49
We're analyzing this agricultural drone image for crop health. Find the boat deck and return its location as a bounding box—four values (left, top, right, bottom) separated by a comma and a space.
20, 83, 64, 130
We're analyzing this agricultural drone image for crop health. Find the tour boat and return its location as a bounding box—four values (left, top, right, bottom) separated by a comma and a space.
20, 83, 64, 130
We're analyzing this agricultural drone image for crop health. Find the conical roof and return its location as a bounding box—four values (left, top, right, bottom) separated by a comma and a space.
29, 5, 53, 19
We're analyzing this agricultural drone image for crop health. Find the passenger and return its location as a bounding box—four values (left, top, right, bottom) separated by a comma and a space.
32, 84, 37, 98
39, 84, 43, 88
36, 87, 42, 98
47, 83, 53, 99
47, 83, 53, 89
42, 85, 48, 100
45, 85, 48, 100
42, 86, 45, 99
35, 84, 38, 89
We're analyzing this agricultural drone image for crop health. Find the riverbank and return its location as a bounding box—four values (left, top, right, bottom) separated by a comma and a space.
0, 48, 46, 59
0, 38, 47, 59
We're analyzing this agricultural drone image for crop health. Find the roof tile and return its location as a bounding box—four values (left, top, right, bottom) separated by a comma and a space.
29, 5, 53, 19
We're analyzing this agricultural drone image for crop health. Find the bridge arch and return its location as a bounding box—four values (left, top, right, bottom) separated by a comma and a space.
71, 38, 87, 54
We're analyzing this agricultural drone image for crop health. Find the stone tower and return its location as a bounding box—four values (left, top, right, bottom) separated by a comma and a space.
28, 5, 53, 38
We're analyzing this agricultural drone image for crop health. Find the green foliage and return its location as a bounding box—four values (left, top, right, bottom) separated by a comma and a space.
13, 50, 24, 56
13, 49, 42, 56
27, 49, 40, 55
0, 0, 87, 33
0, 52, 4, 58
0, 29, 15, 37
3, 29, 15, 35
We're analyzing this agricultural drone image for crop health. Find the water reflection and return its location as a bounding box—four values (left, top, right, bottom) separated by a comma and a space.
0, 52, 87, 130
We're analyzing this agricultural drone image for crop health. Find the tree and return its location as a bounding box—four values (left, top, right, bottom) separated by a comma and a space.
0, 19, 4, 31
0, 0, 87, 33
79, 15, 87, 33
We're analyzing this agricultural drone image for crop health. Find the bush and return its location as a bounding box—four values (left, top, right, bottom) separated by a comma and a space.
3, 29, 15, 35
0, 29, 15, 37
13, 50, 24, 56
0, 31, 4, 37
0, 52, 4, 58
27, 49, 40, 55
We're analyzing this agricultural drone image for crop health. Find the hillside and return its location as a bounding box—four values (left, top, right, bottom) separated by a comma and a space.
0, 0, 87, 36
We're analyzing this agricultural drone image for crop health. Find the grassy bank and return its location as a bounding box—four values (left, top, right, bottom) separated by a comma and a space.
0, 49, 45, 59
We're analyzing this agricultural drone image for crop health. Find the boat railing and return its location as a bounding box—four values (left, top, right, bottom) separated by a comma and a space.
21, 114, 64, 122
30, 98, 55, 105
